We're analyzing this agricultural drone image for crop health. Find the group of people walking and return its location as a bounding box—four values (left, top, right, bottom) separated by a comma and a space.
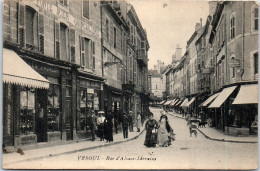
144, 110, 176, 148
86, 110, 144, 142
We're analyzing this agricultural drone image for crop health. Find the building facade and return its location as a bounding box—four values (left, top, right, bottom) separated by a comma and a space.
2, 0, 149, 149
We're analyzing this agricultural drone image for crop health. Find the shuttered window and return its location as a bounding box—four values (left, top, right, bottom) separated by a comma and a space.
69, 29, 75, 63
55, 22, 60, 59
80, 37, 91, 68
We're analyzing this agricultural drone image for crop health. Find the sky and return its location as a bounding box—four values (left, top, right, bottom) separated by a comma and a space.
129, 0, 210, 69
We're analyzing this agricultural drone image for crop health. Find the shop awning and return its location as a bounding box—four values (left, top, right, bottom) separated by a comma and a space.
184, 97, 196, 107
169, 99, 176, 106
208, 86, 237, 108
172, 100, 180, 106
160, 100, 167, 105
164, 100, 171, 105
176, 100, 183, 106
233, 84, 258, 105
201, 93, 220, 107
3, 48, 49, 89
180, 98, 189, 107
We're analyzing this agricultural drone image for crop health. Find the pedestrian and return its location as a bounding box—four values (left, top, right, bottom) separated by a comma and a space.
114, 110, 118, 134
89, 110, 97, 141
104, 110, 113, 142
136, 112, 141, 132
97, 111, 105, 141
122, 112, 129, 139
144, 113, 158, 148
128, 111, 134, 132
157, 115, 171, 147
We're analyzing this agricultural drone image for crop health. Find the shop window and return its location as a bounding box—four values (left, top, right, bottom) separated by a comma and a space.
20, 87, 35, 135
254, 52, 258, 74
47, 84, 60, 132
60, 23, 69, 61
25, 6, 38, 48
79, 89, 94, 132
82, 0, 90, 19
230, 14, 235, 39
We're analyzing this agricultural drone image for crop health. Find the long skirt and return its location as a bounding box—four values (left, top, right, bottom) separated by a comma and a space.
157, 128, 170, 147
144, 129, 157, 147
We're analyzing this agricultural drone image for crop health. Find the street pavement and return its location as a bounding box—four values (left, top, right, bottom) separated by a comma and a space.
2, 107, 258, 170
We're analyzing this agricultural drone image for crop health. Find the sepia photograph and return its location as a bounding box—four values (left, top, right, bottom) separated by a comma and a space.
1, 0, 259, 170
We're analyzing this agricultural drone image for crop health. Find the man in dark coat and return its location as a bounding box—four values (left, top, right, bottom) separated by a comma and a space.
122, 112, 129, 139
113, 110, 118, 134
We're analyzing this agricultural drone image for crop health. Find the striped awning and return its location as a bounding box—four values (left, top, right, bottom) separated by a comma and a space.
184, 97, 196, 107
3, 48, 49, 89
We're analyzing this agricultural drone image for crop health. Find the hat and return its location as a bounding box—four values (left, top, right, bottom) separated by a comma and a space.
98, 111, 105, 114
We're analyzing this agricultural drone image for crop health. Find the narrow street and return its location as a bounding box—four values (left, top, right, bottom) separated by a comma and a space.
6, 107, 257, 170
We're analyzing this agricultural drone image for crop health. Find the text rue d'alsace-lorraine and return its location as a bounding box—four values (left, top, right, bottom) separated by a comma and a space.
2, 0, 258, 170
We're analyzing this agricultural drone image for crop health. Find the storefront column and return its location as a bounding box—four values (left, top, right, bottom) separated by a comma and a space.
71, 71, 77, 140
13, 85, 21, 147
61, 70, 67, 141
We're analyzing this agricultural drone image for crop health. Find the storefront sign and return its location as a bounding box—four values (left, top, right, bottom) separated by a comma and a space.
87, 89, 94, 94
31, 0, 101, 38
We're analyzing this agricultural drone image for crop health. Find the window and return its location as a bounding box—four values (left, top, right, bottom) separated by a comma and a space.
114, 27, 117, 48
230, 15, 235, 39
60, 0, 68, 6
20, 87, 35, 135
26, 6, 38, 47
47, 81, 60, 132
254, 53, 258, 74
82, 0, 90, 19
130, 24, 134, 44
60, 23, 69, 61
106, 19, 109, 42
80, 37, 90, 68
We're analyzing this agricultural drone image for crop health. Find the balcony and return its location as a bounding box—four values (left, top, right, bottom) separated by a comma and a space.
136, 49, 148, 67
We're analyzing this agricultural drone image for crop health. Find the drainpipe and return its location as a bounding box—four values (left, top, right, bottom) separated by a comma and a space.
240, 2, 245, 81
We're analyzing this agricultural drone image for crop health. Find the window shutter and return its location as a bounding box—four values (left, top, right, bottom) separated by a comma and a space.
38, 13, 44, 53
55, 21, 60, 59
92, 41, 95, 69
18, 4, 25, 47
89, 41, 93, 69
69, 29, 75, 63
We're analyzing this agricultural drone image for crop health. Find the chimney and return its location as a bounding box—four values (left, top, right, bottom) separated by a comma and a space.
200, 18, 202, 27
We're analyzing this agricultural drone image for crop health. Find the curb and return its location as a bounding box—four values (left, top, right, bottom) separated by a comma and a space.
4, 128, 146, 166
168, 113, 258, 144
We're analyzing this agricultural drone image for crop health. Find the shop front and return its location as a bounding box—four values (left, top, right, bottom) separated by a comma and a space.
3, 49, 50, 148
76, 75, 103, 139
228, 84, 258, 135
3, 47, 80, 149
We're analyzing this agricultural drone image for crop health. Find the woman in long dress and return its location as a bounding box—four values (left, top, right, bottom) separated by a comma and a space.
157, 115, 171, 147
144, 113, 158, 148
104, 110, 113, 142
